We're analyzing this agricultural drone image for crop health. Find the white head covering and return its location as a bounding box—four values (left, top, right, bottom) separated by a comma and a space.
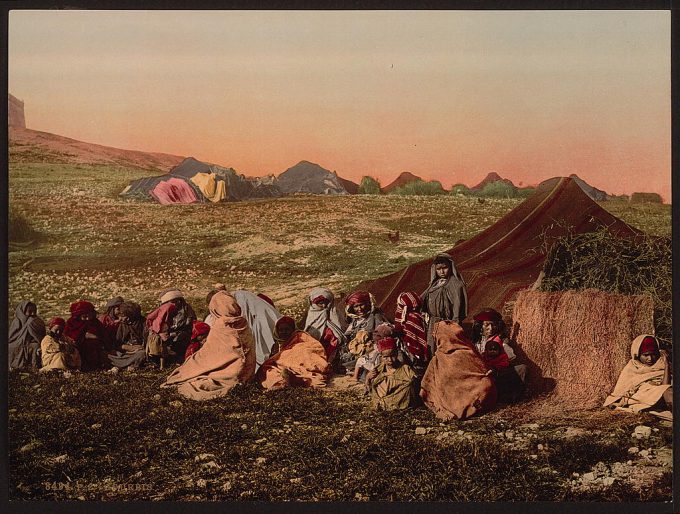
304, 287, 347, 343
160, 288, 184, 304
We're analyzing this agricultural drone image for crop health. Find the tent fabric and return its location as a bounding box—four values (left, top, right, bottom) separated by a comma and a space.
357, 177, 641, 320
191, 172, 228, 202
150, 177, 199, 204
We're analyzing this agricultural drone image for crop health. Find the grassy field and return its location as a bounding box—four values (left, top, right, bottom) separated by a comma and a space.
7, 161, 673, 501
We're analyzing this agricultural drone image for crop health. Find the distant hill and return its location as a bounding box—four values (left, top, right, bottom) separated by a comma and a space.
382, 172, 423, 193
538, 174, 611, 201
471, 172, 515, 190
275, 160, 351, 195
9, 127, 185, 171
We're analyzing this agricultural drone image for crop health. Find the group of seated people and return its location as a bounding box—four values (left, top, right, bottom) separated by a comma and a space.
8, 254, 672, 420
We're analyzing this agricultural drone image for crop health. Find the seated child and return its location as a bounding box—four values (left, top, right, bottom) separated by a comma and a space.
353, 323, 396, 384
482, 339, 509, 371
185, 321, 211, 360
339, 291, 387, 373
482, 339, 525, 403
366, 337, 419, 411
393, 291, 429, 373
40, 317, 81, 372
604, 334, 672, 415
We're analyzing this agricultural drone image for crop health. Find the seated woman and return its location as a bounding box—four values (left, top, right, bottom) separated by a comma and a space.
339, 291, 387, 374
160, 289, 196, 363
64, 301, 111, 372
40, 317, 81, 372
394, 291, 429, 374
421, 254, 468, 356
604, 334, 672, 415
184, 321, 211, 360
303, 287, 347, 365
471, 308, 526, 400
162, 291, 256, 401
366, 337, 419, 411
257, 316, 331, 390
108, 301, 147, 371
98, 296, 125, 344
8, 300, 46, 370
420, 321, 497, 420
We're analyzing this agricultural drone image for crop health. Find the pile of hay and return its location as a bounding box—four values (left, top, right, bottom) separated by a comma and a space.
510, 289, 654, 409
539, 228, 671, 346
630, 192, 662, 204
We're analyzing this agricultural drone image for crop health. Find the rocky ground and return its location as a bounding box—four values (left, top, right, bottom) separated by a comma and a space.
8, 369, 673, 501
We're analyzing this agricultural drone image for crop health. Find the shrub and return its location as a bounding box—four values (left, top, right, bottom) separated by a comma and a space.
357, 176, 382, 195
390, 179, 446, 196
9, 207, 40, 243
450, 184, 471, 196
476, 181, 518, 198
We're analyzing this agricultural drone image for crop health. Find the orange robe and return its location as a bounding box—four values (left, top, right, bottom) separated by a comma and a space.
257, 331, 331, 390
420, 321, 497, 420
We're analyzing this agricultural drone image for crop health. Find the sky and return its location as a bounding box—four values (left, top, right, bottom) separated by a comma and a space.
8, 10, 671, 200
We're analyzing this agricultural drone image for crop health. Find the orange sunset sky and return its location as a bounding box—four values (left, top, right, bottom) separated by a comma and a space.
8, 10, 671, 200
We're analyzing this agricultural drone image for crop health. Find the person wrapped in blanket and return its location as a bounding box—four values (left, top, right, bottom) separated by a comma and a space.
393, 291, 430, 375
366, 337, 419, 411
107, 301, 148, 371
421, 253, 468, 356
339, 291, 387, 374
40, 317, 81, 372
63, 300, 111, 371
257, 316, 331, 390
303, 287, 347, 368
420, 321, 497, 421
8, 300, 46, 370
471, 308, 526, 403
603, 335, 672, 416
162, 290, 255, 401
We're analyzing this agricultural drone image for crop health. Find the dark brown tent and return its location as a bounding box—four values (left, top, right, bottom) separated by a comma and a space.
356, 177, 641, 320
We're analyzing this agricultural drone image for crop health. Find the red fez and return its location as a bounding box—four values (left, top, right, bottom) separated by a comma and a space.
191, 321, 211, 341
639, 336, 658, 355
473, 309, 502, 323
69, 300, 95, 317
257, 293, 275, 308
346, 291, 370, 306
49, 317, 66, 328
276, 316, 296, 331
377, 337, 398, 352
312, 295, 328, 305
